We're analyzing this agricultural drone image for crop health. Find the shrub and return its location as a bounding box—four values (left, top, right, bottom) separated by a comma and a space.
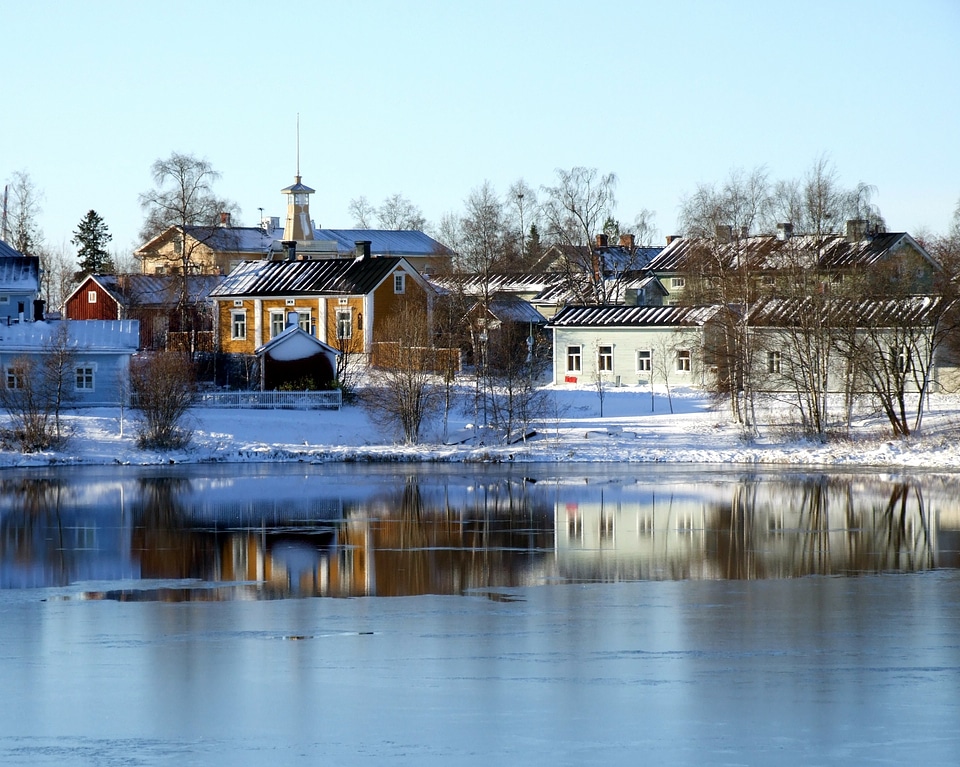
130, 353, 195, 449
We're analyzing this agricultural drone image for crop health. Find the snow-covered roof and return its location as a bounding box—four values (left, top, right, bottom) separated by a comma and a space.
0, 320, 140, 352
0, 256, 40, 292
255, 324, 340, 359
548, 304, 721, 328
89, 274, 223, 306
648, 232, 935, 274
211, 256, 422, 298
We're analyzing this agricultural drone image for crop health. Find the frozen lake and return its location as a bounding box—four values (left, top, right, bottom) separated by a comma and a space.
1, 464, 959, 765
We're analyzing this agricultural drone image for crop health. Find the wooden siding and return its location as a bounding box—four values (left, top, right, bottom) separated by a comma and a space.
64, 279, 120, 321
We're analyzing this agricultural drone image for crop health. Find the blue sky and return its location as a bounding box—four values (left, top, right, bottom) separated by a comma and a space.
3, 0, 959, 254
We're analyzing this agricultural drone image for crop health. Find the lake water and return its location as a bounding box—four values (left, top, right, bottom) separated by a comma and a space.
1, 463, 958, 765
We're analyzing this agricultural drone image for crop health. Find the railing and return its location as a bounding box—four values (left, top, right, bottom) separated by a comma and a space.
190, 390, 342, 410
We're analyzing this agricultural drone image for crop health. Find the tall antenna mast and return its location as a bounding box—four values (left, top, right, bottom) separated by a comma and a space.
296, 113, 300, 179
1, 185, 8, 242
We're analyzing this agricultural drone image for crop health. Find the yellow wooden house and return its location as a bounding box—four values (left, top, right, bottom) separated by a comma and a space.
210, 241, 435, 358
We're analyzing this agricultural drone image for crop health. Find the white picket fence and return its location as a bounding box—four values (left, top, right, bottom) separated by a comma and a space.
190, 390, 342, 410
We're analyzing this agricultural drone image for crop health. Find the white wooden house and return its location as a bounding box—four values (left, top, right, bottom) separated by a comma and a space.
0, 320, 140, 406
547, 305, 722, 388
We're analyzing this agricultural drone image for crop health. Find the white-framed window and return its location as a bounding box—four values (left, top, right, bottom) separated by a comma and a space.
676, 349, 691, 372
231, 310, 247, 340
270, 311, 286, 338
566, 345, 582, 373
5, 366, 24, 390
154, 266, 166, 275
598, 345, 613, 372
336, 309, 352, 340
75, 365, 95, 391
0, 295, 9, 305
767, 350, 782, 374
761, 274, 776, 287
394, 273, 406, 294
671, 277, 686, 289
87, 291, 98, 304
636, 349, 652, 372
296, 311, 312, 334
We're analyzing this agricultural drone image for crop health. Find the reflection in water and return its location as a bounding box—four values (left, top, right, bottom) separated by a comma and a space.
1, 466, 958, 600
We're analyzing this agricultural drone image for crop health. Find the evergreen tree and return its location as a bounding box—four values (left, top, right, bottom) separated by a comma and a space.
72, 210, 114, 274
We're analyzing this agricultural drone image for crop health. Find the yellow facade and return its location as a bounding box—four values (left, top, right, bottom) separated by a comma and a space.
215, 265, 432, 356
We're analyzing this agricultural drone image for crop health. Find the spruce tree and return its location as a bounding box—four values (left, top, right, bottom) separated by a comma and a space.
72, 210, 114, 274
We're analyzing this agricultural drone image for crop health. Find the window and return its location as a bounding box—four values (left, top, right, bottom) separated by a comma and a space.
598, 345, 613, 372
636, 349, 652, 372
676, 349, 691, 372
336, 309, 352, 340
231, 310, 247, 340
270, 311, 285, 338
762, 275, 776, 287
75, 365, 95, 391
357, 312, 363, 331
5, 367, 23, 390
87, 291, 98, 304
671, 277, 686, 289
297, 312, 312, 334
394, 273, 406, 294
566, 345, 582, 372
767, 350, 782, 374
154, 266, 166, 275
0, 296, 8, 305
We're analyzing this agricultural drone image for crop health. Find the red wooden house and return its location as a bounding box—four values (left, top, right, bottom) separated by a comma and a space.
63, 274, 222, 351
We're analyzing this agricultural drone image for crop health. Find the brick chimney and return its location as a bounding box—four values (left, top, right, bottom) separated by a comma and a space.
596, 234, 608, 247
619, 233, 635, 248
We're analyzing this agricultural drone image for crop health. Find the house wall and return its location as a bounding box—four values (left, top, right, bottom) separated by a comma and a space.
140, 237, 239, 276
0, 351, 132, 407
371, 267, 430, 342
551, 326, 706, 388
64, 279, 120, 321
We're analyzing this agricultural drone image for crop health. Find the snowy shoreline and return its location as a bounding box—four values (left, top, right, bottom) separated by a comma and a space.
2, 385, 960, 471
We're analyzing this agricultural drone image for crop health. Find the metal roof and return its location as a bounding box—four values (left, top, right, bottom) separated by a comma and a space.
210, 256, 407, 297
313, 229, 455, 257
548, 304, 720, 328
90, 274, 223, 306
746, 295, 942, 328
473, 294, 548, 325
647, 232, 932, 274
0, 240, 26, 258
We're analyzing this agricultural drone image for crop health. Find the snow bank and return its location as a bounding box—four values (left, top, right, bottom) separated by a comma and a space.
2, 385, 959, 469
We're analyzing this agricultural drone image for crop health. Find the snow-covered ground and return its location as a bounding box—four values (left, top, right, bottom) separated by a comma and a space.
4, 384, 960, 469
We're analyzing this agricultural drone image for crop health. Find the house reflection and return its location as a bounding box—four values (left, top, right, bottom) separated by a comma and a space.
554, 473, 954, 581
1, 468, 958, 600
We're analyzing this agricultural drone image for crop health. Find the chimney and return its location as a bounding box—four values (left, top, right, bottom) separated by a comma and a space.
219, 211, 231, 227
666, 235, 681, 245
619, 233, 635, 249
845, 219, 868, 242
282, 240, 297, 260
776, 222, 793, 241
740, 226, 749, 240
715, 224, 732, 243
286, 310, 299, 328
354, 240, 372, 262
596, 233, 608, 247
